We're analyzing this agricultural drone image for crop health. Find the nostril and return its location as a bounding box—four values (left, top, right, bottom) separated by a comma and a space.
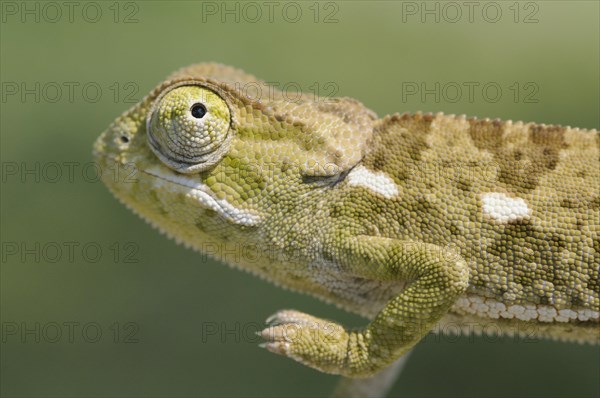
120, 136, 130, 144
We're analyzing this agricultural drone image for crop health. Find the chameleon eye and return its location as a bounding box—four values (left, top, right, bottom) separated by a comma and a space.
190, 103, 207, 119
147, 85, 231, 173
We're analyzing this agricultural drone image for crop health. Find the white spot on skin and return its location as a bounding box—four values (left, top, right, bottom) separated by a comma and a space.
481, 192, 531, 223
453, 294, 599, 323
347, 165, 399, 199
143, 167, 261, 226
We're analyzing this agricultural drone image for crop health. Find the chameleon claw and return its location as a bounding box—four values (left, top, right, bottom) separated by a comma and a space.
261, 341, 291, 355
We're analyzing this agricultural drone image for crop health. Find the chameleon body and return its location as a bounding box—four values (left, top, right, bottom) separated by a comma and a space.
94, 64, 599, 381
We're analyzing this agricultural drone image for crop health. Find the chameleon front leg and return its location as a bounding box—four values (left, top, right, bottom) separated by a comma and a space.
260, 235, 469, 378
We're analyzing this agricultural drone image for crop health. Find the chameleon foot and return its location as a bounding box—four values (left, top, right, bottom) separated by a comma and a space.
260, 309, 367, 376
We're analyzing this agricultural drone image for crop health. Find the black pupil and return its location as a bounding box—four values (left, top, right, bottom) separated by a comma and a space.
191, 103, 207, 119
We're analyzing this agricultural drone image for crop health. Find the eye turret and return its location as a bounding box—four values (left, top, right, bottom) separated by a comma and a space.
147, 85, 231, 173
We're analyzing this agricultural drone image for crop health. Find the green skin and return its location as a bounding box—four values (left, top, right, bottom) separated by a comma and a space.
94, 63, 599, 380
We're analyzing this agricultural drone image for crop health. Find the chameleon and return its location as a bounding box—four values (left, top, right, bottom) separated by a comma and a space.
93, 63, 599, 395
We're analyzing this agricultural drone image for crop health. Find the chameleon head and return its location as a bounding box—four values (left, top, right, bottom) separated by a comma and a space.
93, 79, 267, 236
94, 66, 375, 251
147, 85, 232, 173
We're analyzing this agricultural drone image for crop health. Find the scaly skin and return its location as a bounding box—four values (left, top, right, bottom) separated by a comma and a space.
94, 63, 599, 381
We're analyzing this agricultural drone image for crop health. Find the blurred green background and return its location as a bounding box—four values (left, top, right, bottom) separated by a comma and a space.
1, 1, 598, 397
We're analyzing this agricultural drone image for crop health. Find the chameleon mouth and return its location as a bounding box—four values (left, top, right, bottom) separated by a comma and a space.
142, 167, 261, 227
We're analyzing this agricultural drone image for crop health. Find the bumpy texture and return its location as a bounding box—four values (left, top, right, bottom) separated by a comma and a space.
94, 63, 599, 379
